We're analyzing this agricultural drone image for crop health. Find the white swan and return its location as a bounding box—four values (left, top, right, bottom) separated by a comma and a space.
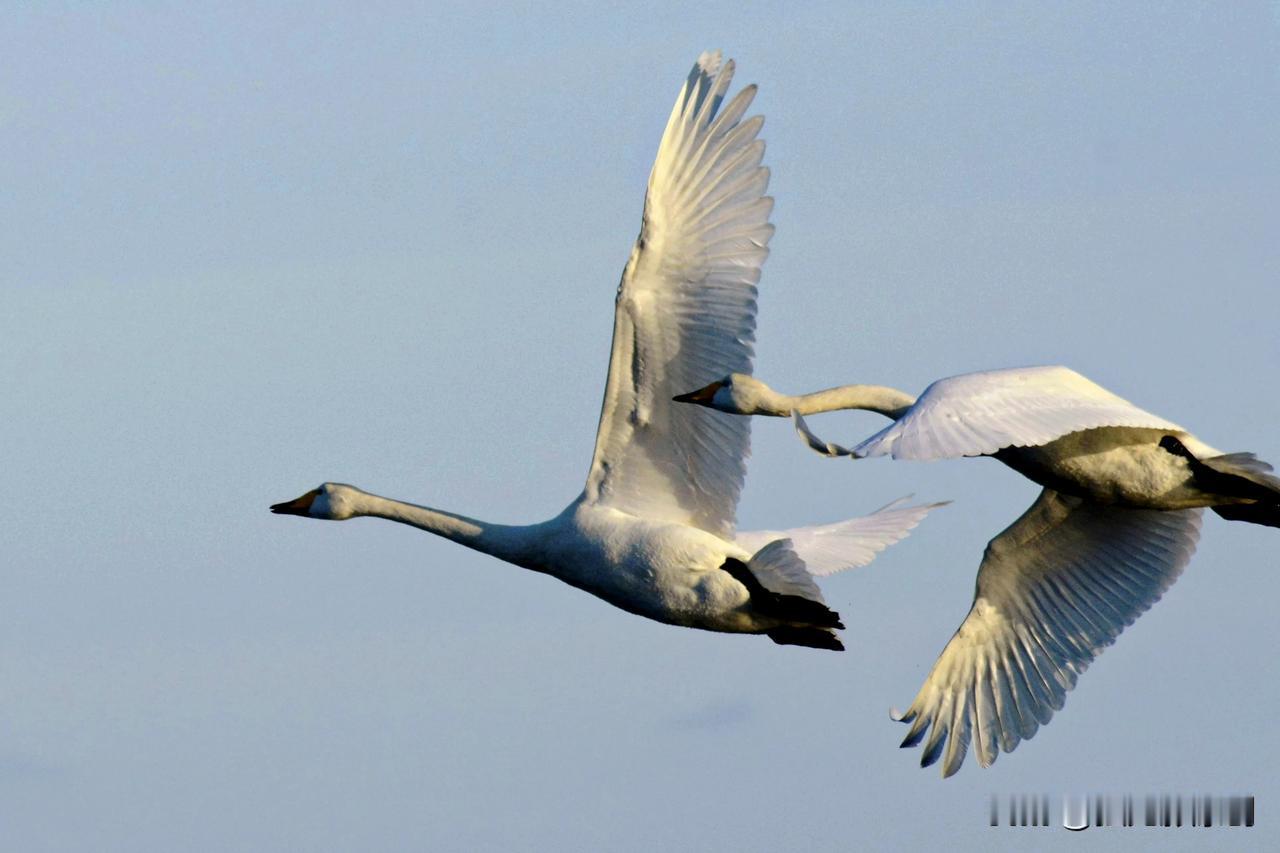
272, 54, 940, 652
676, 366, 1280, 772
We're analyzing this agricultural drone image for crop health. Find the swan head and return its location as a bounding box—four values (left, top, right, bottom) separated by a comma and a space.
270, 482, 362, 520
673, 373, 787, 416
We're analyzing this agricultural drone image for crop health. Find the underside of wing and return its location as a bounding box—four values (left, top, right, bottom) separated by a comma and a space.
584, 52, 774, 537
735, 496, 947, 577
855, 366, 1183, 461
894, 488, 1202, 777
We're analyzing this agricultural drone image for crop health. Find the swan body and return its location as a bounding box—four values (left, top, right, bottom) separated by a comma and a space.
677, 366, 1280, 772
993, 427, 1225, 509
283, 485, 761, 630
272, 54, 941, 652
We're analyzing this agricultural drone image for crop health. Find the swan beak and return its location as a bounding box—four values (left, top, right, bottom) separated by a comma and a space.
673, 381, 723, 405
270, 488, 321, 516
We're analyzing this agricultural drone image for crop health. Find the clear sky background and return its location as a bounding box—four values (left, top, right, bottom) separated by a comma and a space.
3, 3, 1278, 851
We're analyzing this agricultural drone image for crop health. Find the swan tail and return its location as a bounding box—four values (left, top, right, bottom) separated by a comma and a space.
1198, 451, 1280, 497
765, 625, 844, 651
1212, 503, 1280, 528
1160, 437, 1280, 527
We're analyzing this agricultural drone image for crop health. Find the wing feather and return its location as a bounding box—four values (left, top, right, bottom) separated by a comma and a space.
584, 52, 774, 537
735, 497, 946, 576
894, 489, 1202, 777
855, 366, 1183, 461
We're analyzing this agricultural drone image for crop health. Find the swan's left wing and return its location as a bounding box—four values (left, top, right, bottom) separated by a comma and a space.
894, 489, 1202, 777
584, 52, 773, 538
736, 497, 947, 576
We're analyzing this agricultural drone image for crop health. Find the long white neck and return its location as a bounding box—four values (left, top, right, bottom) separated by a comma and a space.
761, 384, 916, 419
349, 490, 539, 568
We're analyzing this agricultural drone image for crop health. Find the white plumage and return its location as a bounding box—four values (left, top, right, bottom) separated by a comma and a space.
272, 54, 939, 651
735, 497, 947, 577
893, 490, 1202, 776
585, 51, 772, 538
853, 366, 1183, 461
676, 366, 1280, 772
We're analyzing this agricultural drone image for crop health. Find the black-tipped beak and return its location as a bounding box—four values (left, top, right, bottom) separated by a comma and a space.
270, 488, 321, 516
673, 381, 724, 405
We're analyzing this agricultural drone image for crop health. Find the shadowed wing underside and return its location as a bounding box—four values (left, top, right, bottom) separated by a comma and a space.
895, 488, 1202, 777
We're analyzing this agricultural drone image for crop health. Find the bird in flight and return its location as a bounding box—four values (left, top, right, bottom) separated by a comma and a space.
677, 366, 1279, 772
272, 53, 939, 651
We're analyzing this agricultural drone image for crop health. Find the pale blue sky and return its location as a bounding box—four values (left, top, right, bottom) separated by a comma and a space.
3, 3, 1278, 851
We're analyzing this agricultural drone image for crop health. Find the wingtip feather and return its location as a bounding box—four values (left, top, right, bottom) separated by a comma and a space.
696, 50, 723, 76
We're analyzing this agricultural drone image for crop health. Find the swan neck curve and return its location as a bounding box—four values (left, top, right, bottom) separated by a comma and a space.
351, 490, 537, 567
791, 384, 917, 419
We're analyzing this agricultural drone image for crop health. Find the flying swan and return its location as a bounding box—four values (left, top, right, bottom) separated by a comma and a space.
272, 54, 941, 651
675, 366, 1279, 771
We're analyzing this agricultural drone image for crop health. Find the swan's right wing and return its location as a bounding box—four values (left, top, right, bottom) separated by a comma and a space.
894, 489, 1202, 777
735, 497, 947, 576
854, 366, 1182, 461
583, 53, 773, 539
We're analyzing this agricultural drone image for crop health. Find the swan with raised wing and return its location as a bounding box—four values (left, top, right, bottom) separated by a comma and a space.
272, 54, 940, 651
676, 366, 1279, 769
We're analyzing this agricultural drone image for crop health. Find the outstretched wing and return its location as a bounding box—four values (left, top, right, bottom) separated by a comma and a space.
855, 366, 1183, 461
736, 497, 947, 576
583, 52, 774, 538
894, 489, 1202, 777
